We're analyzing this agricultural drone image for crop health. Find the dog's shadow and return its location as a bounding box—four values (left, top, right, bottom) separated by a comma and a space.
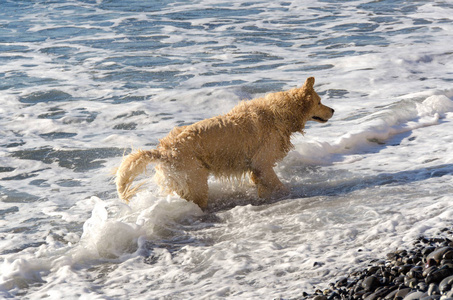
204, 162, 453, 213
288, 163, 453, 199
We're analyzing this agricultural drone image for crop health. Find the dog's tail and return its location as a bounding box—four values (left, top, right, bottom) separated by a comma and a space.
115, 149, 163, 202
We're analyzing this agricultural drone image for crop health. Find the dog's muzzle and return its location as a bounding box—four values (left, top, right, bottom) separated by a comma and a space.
311, 107, 334, 123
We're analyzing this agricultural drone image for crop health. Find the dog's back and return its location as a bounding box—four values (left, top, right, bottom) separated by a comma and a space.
156, 96, 292, 178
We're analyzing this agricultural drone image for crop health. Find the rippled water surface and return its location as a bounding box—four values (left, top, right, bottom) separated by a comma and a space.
1, 0, 453, 299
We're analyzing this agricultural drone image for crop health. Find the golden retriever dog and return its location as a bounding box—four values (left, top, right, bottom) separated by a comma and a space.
115, 77, 334, 209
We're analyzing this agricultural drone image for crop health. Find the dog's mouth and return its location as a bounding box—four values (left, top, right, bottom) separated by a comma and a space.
311, 116, 328, 123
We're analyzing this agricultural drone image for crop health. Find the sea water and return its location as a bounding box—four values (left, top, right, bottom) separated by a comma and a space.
1, 0, 452, 299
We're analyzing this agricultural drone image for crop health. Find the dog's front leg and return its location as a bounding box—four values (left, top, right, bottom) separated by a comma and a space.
250, 166, 289, 200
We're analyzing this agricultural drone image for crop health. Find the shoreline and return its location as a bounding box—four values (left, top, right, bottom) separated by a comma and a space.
302, 228, 453, 300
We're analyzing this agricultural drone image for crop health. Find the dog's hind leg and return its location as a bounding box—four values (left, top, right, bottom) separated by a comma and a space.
250, 166, 289, 200
185, 175, 209, 209
174, 163, 209, 209
154, 162, 209, 209
181, 170, 209, 209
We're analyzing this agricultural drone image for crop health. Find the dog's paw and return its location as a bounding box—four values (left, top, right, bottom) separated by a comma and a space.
258, 184, 289, 200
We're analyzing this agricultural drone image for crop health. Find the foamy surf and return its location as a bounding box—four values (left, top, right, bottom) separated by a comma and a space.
1, 0, 453, 299
291, 93, 453, 166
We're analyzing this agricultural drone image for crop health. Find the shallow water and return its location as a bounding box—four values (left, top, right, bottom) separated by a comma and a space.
1, 0, 453, 299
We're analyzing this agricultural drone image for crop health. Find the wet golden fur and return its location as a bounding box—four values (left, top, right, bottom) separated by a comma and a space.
115, 77, 334, 209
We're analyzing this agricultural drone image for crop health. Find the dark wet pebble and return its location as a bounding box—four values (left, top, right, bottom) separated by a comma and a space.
335, 277, 348, 288
426, 268, 452, 284
362, 276, 380, 292
439, 275, 453, 293
426, 247, 453, 263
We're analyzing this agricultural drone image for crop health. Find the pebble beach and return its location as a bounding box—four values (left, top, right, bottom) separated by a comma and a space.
305, 229, 453, 300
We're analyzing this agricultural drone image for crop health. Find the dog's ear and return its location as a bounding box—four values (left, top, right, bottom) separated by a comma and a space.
303, 77, 315, 89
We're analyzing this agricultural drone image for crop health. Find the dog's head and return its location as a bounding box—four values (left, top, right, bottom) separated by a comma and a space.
302, 77, 334, 123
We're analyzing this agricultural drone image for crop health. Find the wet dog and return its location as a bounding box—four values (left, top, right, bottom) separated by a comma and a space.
115, 77, 334, 209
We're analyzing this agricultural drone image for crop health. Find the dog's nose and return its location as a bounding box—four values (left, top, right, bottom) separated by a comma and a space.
331, 108, 335, 114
